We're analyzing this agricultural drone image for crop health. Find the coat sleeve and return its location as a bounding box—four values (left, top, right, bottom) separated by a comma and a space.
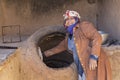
80, 21, 102, 57
44, 39, 67, 57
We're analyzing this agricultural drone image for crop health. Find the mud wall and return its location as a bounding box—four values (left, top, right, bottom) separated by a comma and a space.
104, 46, 120, 80
97, 0, 120, 40
0, 53, 20, 80
0, 0, 97, 36
0, 44, 78, 80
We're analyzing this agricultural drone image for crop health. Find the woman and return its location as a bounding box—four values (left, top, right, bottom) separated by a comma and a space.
44, 10, 112, 80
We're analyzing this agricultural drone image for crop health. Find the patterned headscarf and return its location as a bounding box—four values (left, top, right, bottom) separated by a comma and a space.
63, 10, 81, 20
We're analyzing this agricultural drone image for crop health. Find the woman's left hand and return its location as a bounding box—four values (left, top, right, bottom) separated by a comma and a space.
89, 58, 97, 70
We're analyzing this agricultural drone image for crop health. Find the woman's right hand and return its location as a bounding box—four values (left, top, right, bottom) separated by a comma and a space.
89, 58, 97, 70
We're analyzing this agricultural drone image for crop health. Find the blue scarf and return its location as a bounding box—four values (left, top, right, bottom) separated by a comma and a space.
67, 18, 79, 35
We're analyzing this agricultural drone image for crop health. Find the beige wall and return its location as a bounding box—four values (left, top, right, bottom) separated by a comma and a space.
0, 0, 97, 36
1, 0, 120, 40
97, 0, 120, 40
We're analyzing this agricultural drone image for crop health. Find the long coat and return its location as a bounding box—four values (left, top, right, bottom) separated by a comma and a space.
46, 21, 112, 80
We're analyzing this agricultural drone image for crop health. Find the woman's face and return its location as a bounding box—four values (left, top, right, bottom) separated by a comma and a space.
64, 16, 76, 27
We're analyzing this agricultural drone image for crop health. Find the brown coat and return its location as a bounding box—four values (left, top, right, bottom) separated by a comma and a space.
45, 21, 112, 80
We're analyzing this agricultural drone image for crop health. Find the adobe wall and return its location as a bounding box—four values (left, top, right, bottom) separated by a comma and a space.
97, 0, 120, 40
0, 0, 97, 36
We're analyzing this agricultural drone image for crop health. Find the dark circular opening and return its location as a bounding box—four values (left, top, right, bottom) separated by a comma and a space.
38, 32, 74, 68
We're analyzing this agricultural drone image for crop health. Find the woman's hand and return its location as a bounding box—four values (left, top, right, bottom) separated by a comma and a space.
89, 58, 97, 70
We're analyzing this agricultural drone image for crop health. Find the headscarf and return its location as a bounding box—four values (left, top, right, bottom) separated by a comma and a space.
63, 10, 81, 20
63, 10, 81, 35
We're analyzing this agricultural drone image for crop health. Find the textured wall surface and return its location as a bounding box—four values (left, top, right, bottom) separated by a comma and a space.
0, 0, 97, 36
0, 0, 119, 39
97, 0, 120, 40
0, 48, 78, 80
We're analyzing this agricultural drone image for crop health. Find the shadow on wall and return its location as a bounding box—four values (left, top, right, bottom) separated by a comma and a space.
4, 0, 79, 16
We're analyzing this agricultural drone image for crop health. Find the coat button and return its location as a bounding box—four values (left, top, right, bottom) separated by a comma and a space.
74, 38, 76, 40
76, 43, 78, 47
82, 64, 84, 66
